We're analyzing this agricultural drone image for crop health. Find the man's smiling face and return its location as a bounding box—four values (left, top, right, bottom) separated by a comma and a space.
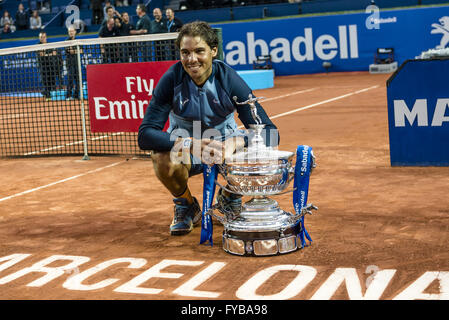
180, 36, 217, 86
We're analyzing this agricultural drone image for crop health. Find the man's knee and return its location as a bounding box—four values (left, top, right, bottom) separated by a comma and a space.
151, 151, 188, 177
151, 151, 171, 170
151, 151, 190, 180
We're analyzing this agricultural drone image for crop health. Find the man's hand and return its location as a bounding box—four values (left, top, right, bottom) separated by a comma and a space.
171, 136, 245, 165
193, 136, 245, 165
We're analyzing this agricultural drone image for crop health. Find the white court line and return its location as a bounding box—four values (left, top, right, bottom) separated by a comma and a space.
0, 161, 124, 203
271, 85, 379, 120
23, 132, 125, 156
238, 85, 379, 128
260, 88, 317, 102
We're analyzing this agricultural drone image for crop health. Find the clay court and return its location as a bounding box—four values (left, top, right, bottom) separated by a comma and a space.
0, 71, 448, 300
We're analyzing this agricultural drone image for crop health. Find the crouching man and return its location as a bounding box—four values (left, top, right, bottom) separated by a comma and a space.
138, 21, 278, 235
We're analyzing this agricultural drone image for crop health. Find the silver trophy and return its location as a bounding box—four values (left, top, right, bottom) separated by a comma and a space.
207, 95, 317, 256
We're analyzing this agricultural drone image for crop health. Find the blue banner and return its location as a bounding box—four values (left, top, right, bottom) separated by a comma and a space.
213, 5, 449, 75
200, 164, 219, 246
293, 145, 313, 248
387, 58, 449, 166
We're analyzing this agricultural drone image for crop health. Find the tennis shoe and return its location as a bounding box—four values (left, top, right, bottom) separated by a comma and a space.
217, 188, 242, 220
170, 197, 201, 236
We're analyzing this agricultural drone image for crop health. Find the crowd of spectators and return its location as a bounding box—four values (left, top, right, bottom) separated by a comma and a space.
0, 2, 45, 34
96, 3, 184, 63
97, 4, 184, 38
0, 0, 293, 36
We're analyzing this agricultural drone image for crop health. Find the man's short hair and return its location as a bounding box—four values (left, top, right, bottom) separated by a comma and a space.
105, 6, 113, 12
175, 21, 218, 50
137, 4, 146, 13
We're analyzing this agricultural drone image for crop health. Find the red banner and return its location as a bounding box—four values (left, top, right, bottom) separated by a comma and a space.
86, 61, 176, 132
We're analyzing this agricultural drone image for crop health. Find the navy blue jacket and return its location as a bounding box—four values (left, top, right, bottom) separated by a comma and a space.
138, 60, 278, 151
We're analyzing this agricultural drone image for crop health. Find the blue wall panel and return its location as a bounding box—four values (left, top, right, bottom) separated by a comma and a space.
232, 6, 264, 21
387, 58, 449, 166
301, 0, 366, 14
212, 5, 449, 75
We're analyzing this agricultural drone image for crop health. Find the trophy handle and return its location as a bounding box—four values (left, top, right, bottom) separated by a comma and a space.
214, 179, 244, 196
288, 203, 318, 224
205, 204, 227, 224
206, 202, 240, 226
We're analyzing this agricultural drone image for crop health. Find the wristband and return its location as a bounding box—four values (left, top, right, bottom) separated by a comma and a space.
182, 137, 192, 149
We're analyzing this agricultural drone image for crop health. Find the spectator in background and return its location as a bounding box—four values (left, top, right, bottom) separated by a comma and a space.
30, 10, 42, 30
166, 8, 182, 60
131, 3, 150, 35
166, 8, 183, 33
65, 26, 81, 100
150, 8, 167, 34
37, 31, 62, 100
15, 3, 29, 31
1, 11, 14, 29
99, 17, 120, 37
103, 0, 115, 18
131, 4, 151, 61
151, 8, 167, 61
118, 12, 137, 62
99, 17, 121, 63
102, 5, 120, 26
118, 12, 134, 36
92, 0, 104, 25
2, 22, 13, 33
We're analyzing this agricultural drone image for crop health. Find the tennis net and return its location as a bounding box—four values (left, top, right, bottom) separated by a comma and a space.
0, 32, 183, 158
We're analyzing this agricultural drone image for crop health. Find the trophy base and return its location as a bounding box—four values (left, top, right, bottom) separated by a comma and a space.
221, 197, 303, 256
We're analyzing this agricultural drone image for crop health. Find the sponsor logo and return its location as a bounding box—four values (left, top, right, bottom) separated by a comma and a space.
93, 76, 153, 120
300, 190, 306, 209
224, 25, 359, 66
431, 16, 449, 49
301, 146, 309, 173
393, 98, 449, 127
87, 61, 175, 132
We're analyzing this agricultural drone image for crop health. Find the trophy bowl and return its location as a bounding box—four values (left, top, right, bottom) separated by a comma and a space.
218, 149, 295, 196
211, 148, 307, 257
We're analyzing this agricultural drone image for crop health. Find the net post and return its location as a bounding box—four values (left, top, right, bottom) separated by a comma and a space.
76, 44, 90, 160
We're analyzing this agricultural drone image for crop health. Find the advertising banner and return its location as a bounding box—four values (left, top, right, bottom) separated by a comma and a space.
387, 58, 449, 166
213, 5, 449, 75
86, 61, 176, 132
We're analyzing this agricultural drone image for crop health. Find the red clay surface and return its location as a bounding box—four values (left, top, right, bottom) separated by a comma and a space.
0, 71, 448, 300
